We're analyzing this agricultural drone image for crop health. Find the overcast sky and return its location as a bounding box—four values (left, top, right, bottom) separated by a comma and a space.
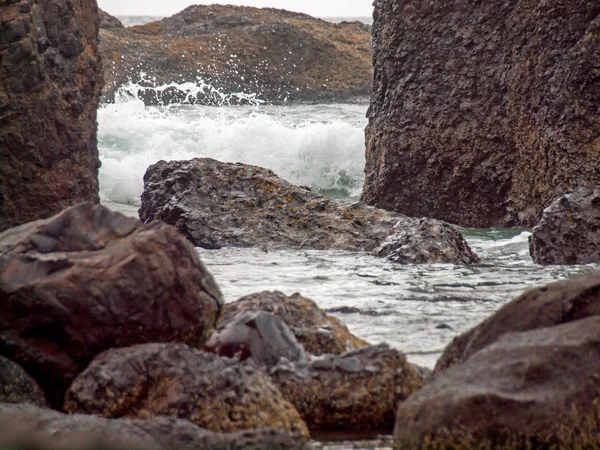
97, 0, 373, 18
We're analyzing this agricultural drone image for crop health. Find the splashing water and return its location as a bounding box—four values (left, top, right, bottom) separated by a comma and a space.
98, 81, 367, 206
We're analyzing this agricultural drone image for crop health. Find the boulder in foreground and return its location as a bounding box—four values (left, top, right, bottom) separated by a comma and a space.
434, 269, 600, 374
0, 404, 308, 450
529, 186, 600, 265
139, 158, 480, 265
271, 344, 424, 434
395, 316, 600, 449
0, 203, 223, 407
222, 291, 369, 356
65, 343, 309, 437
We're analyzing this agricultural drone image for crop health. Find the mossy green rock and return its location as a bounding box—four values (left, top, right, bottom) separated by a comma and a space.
0, 356, 47, 407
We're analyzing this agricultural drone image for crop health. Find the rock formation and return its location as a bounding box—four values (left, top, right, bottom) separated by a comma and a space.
0, 203, 223, 408
434, 269, 600, 374
271, 344, 423, 434
363, 0, 600, 228
530, 186, 600, 265
99, 5, 371, 104
0, 404, 308, 450
204, 310, 308, 370
0, 356, 47, 407
139, 158, 480, 264
221, 291, 369, 356
0, 0, 104, 231
65, 343, 309, 437
394, 316, 600, 449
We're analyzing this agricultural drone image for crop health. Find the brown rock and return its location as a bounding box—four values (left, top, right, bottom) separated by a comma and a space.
204, 310, 307, 370
363, 0, 600, 228
434, 269, 600, 375
0, 403, 309, 450
394, 316, 600, 449
65, 343, 309, 437
139, 158, 480, 264
0, 0, 104, 231
223, 291, 369, 356
271, 344, 424, 434
99, 5, 371, 104
0, 203, 223, 408
0, 356, 47, 407
530, 185, 600, 265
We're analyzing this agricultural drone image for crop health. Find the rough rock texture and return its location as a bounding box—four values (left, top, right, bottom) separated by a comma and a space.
0, 356, 47, 407
394, 316, 600, 449
99, 5, 371, 104
0, 0, 104, 232
434, 269, 600, 375
205, 310, 307, 370
65, 343, 309, 437
271, 344, 424, 434
0, 404, 309, 450
0, 203, 223, 408
530, 186, 600, 265
374, 218, 480, 264
363, 0, 600, 228
139, 158, 480, 265
222, 291, 369, 356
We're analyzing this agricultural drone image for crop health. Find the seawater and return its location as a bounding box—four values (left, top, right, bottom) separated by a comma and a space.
98, 86, 592, 369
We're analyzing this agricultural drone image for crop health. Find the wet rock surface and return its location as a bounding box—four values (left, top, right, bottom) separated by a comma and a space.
65, 343, 309, 437
139, 158, 480, 265
0, 203, 223, 408
530, 186, 600, 265
0, 356, 47, 407
395, 316, 600, 449
0, 0, 104, 231
434, 269, 600, 374
99, 5, 371, 104
222, 291, 369, 356
205, 310, 307, 370
270, 344, 424, 434
363, 0, 600, 228
374, 218, 480, 264
0, 403, 309, 450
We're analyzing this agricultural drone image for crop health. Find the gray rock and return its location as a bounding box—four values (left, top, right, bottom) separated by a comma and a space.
530, 186, 600, 265
0, 357, 47, 407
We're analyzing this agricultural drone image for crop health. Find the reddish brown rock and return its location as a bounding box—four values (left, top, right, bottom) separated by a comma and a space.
394, 316, 600, 449
0, 203, 223, 408
271, 344, 424, 434
530, 186, 600, 265
223, 291, 369, 356
65, 343, 309, 437
363, 0, 600, 228
99, 5, 371, 104
0, 404, 309, 450
0, 0, 104, 231
434, 269, 600, 375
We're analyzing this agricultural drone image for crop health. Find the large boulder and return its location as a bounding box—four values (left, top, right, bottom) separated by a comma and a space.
0, 203, 223, 408
0, 356, 47, 407
0, 0, 104, 231
99, 5, 371, 104
65, 343, 309, 437
362, 0, 600, 228
222, 291, 369, 356
530, 186, 600, 265
204, 310, 308, 370
394, 316, 600, 449
271, 344, 424, 434
0, 404, 308, 450
434, 269, 600, 374
139, 158, 480, 264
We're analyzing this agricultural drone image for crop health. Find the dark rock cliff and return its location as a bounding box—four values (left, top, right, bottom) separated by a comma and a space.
0, 0, 104, 231
362, 0, 600, 228
99, 5, 371, 104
